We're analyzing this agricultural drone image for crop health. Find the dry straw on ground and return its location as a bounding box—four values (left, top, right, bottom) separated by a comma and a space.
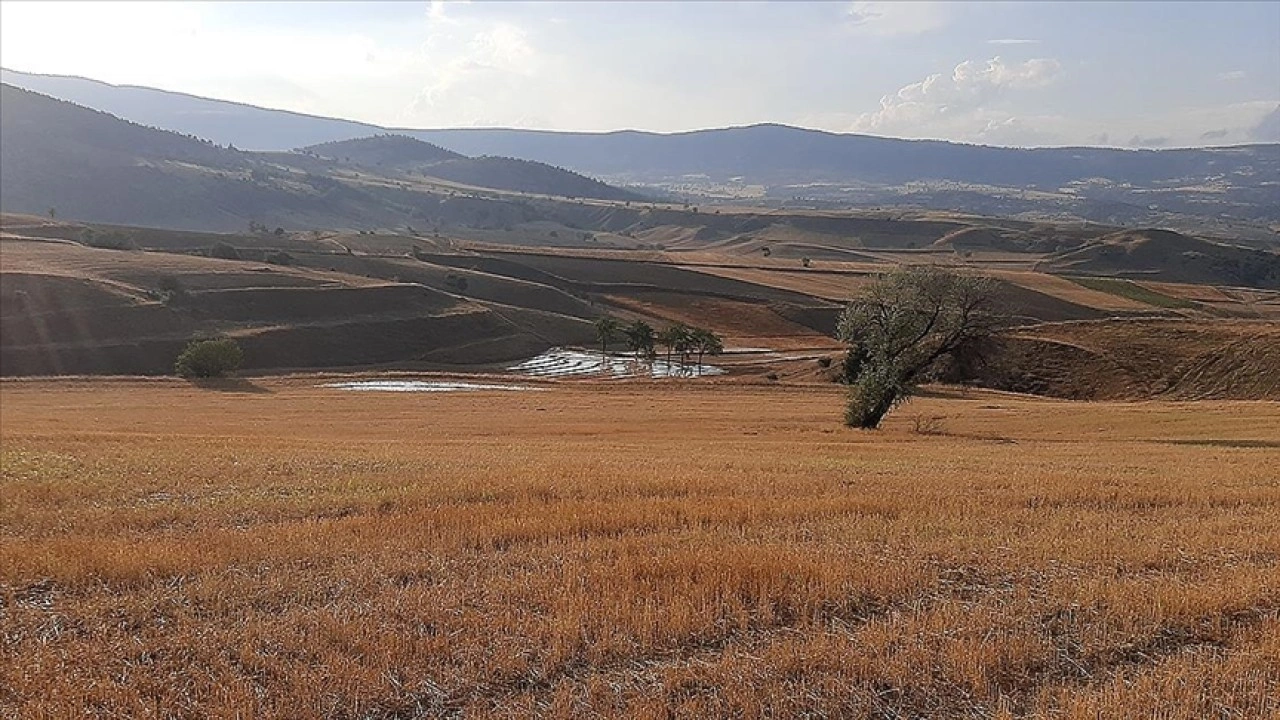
2, 378, 1277, 718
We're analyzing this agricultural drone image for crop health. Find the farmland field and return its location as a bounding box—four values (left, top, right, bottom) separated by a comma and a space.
2, 377, 1278, 718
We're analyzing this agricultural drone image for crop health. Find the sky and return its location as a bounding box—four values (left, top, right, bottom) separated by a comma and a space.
1, 1, 1277, 148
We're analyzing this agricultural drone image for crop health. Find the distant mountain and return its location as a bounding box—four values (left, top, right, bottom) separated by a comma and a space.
0, 86, 641, 230
1, 68, 381, 150
409, 123, 1280, 188
300, 135, 641, 201
5, 68, 1278, 233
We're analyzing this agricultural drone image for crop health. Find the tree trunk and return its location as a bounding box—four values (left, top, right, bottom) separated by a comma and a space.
846, 387, 900, 429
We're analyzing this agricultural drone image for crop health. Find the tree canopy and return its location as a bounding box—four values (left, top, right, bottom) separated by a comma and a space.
837, 266, 998, 428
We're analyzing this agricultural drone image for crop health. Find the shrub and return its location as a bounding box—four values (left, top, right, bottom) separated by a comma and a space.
155, 275, 189, 305
264, 251, 294, 266
175, 338, 243, 378
79, 229, 136, 250
209, 242, 241, 260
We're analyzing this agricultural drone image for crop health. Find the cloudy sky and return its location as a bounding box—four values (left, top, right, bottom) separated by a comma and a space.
1, 1, 1277, 147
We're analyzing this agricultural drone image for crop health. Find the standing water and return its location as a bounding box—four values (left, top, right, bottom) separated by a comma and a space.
509, 348, 724, 379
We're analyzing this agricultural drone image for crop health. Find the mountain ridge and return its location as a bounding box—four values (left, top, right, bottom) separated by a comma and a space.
6, 68, 1277, 237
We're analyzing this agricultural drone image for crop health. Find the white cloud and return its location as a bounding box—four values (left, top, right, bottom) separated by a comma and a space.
851, 56, 1062, 140
1217, 70, 1247, 82
987, 38, 1039, 46
427, 0, 470, 27
404, 21, 548, 125
845, 2, 949, 36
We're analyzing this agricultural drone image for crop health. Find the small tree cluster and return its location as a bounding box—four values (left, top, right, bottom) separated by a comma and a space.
595, 317, 723, 377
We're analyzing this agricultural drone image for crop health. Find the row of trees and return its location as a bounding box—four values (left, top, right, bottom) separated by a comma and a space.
594, 316, 724, 376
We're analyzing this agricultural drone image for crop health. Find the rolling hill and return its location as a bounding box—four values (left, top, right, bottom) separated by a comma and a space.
5, 68, 1278, 235
6, 210, 1277, 387
1039, 229, 1280, 288
299, 136, 642, 201
0, 68, 384, 150
0, 85, 641, 231
0, 219, 597, 375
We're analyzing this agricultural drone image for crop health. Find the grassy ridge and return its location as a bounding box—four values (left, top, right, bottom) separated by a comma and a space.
2, 379, 1278, 718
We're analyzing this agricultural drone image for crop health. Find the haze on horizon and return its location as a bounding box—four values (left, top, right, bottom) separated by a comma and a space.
1, 0, 1277, 149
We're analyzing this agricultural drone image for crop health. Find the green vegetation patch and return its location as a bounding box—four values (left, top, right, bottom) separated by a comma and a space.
1066, 276, 1196, 309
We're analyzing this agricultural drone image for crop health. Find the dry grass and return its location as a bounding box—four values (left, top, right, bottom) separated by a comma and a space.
2, 377, 1278, 719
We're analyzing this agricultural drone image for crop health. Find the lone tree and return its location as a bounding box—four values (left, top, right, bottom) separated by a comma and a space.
175, 338, 244, 379
838, 266, 998, 429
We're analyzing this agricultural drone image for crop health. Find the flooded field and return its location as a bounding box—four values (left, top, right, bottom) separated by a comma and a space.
509, 348, 725, 378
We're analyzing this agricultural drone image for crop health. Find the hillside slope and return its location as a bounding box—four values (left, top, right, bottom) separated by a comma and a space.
0, 68, 382, 150
0, 232, 594, 375
1041, 229, 1280, 288
0, 86, 640, 230
300, 135, 642, 201
970, 319, 1280, 400
0, 85, 398, 231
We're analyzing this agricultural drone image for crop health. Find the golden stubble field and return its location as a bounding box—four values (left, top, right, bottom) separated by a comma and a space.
2, 377, 1278, 719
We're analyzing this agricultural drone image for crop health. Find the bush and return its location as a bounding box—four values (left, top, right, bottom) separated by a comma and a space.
209, 242, 241, 260
264, 251, 294, 266
155, 275, 189, 305
175, 338, 243, 378
79, 229, 136, 250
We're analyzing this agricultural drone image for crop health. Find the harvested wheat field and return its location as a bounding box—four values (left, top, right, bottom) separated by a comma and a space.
2, 377, 1279, 719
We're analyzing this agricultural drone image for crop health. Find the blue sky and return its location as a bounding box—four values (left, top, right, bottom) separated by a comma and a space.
1, 1, 1276, 147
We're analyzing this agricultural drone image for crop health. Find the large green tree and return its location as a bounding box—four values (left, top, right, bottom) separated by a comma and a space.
837, 266, 998, 428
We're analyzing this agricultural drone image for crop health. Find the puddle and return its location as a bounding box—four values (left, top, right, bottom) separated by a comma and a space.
323, 380, 543, 392
510, 348, 724, 379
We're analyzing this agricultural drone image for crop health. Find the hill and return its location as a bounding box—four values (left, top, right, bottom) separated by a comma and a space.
0, 67, 383, 150
0, 227, 596, 375
969, 319, 1280, 400
0, 85, 639, 231
0, 85, 394, 231
300, 135, 642, 201
5, 69, 1278, 235
303, 134, 464, 166
1040, 229, 1280, 288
